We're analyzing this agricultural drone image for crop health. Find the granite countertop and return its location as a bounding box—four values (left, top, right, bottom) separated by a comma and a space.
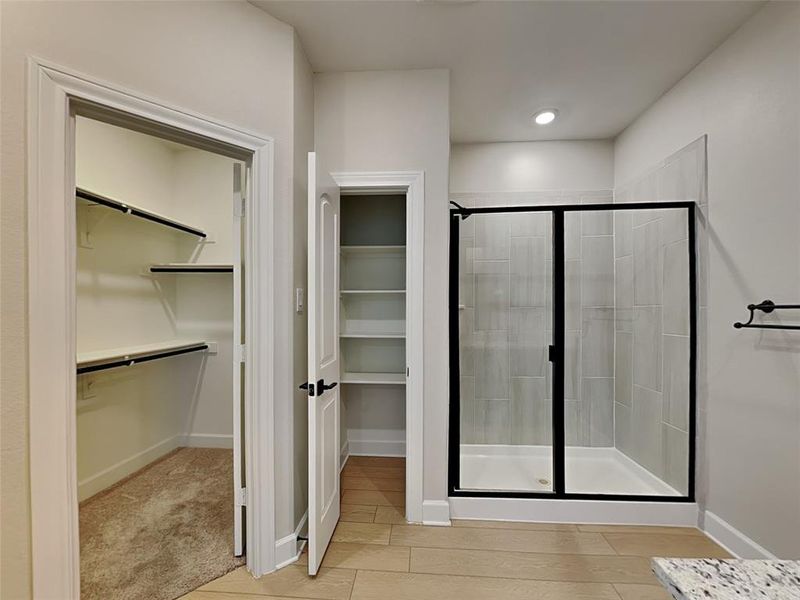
652, 558, 800, 600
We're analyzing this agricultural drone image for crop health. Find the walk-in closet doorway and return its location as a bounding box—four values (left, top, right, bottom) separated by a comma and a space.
27, 61, 276, 599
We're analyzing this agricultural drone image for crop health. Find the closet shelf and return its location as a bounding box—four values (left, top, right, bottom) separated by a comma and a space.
341, 372, 406, 385
340, 290, 406, 295
77, 340, 208, 375
340, 245, 406, 255
149, 263, 233, 273
76, 188, 208, 238
340, 333, 405, 339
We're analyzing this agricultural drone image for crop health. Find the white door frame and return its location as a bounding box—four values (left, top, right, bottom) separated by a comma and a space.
331, 171, 424, 524
26, 58, 277, 598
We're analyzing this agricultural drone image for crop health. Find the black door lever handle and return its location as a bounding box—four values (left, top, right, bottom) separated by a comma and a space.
317, 379, 338, 394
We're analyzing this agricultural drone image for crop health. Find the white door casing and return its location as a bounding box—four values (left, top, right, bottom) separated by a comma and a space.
27, 59, 277, 597
307, 152, 341, 575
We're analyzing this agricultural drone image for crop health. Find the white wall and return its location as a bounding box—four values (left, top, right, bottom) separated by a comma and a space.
290, 30, 314, 534
614, 1, 800, 558
450, 140, 614, 192
314, 69, 451, 513
74, 116, 240, 496
0, 2, 303, 595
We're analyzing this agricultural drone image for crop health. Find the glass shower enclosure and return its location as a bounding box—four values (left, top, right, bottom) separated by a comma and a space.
449, 200, 696, 500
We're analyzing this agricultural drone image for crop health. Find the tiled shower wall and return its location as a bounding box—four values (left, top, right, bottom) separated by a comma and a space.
452, 138, 706, 495
613, 137, 707, 495
454, 190, 614, 447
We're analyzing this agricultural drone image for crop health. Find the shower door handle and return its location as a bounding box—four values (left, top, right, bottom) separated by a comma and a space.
548, 345, 556, 362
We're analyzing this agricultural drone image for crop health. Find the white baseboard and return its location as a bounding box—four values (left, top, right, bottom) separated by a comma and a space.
182, 433, 233, 449
78, 434, 182, 501
422, 500, 451, 526
702, 511, 776, 559
340, 440, 350, 472
449, 496, 699, 527
348, 439, 406, 457
275, 510, 309, 570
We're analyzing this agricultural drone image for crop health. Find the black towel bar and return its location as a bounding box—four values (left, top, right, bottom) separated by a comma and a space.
733, 300, 800, 330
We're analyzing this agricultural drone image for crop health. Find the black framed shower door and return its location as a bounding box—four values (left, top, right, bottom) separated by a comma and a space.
448, 201, 697, 502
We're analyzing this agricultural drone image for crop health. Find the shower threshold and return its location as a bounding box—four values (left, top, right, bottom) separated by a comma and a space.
460, 444, 681, 497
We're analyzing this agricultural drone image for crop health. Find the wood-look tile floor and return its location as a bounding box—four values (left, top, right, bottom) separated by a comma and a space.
182, 456, 730, 600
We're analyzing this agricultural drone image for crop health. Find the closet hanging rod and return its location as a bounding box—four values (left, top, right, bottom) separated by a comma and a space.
76, 188, 208, 238
733, 299, 800, 330
77, 342, 208, 375
149, 264, 233, 273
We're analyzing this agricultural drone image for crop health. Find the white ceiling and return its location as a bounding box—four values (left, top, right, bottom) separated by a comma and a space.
253, 0, 763, 143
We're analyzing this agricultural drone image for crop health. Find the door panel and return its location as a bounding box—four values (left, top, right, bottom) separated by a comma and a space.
454, 210, 555, 493
232, 163, 245, 556
307, 152, 341, 576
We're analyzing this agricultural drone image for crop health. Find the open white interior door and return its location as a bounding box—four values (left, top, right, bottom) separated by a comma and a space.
232, 162, 245, 556
306, 152, 341, 575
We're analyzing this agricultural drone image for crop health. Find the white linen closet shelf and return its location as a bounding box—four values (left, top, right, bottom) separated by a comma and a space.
339, 196, 407, 390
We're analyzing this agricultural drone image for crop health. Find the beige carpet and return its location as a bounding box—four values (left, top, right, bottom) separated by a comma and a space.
80, 447, 245, 600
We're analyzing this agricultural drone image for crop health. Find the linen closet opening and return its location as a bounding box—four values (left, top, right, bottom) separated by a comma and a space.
339, 193, 408, 518
74, 116, 246, 600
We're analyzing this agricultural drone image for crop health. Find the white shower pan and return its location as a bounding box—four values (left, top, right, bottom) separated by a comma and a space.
451, 444, 697, 527
460, 444, 681, 496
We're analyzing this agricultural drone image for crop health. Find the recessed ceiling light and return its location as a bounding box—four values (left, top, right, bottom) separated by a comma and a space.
533, 109, 558, 125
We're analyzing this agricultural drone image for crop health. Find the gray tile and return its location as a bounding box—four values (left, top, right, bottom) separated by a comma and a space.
662, 335, 690, 431
632, 385, 664, 478
581, 237, 614, 307
615, 308, 633, 334
697, 307, 708, 413
565, 215, 581, 260
615, 332, 632, 407
511, 237, 547, 307
564, 330, 581, 400
660, 208, 688, 246
584, 378, 614, 447
565, 399, 588, 446
511, 212, 550, 237
696, 224, 709, 308
614, 402, 633, 457
474, 331, 510, 399
475, 213, 509, 260
459, 236, 475, 308
509, 308, 547, 377
460, 376, 476, 444
615, 255, 633, 310
614, 210, 633, 257
474, 260, 509, 331
633, 219, 663, 306
565, 259, 581, 331
459, 307, 475, 376
581, 307, 614, 377
475, 398, 511, 444
663, 424, 689, 495
511, 377, 550, 445
614, 185, 632, 205
582, 211, 613, 235
663, 240, 689, 335
633, 307, 662, 391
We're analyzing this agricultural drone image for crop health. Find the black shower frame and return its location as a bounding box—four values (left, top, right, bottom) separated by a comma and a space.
448, 201, 697, 503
